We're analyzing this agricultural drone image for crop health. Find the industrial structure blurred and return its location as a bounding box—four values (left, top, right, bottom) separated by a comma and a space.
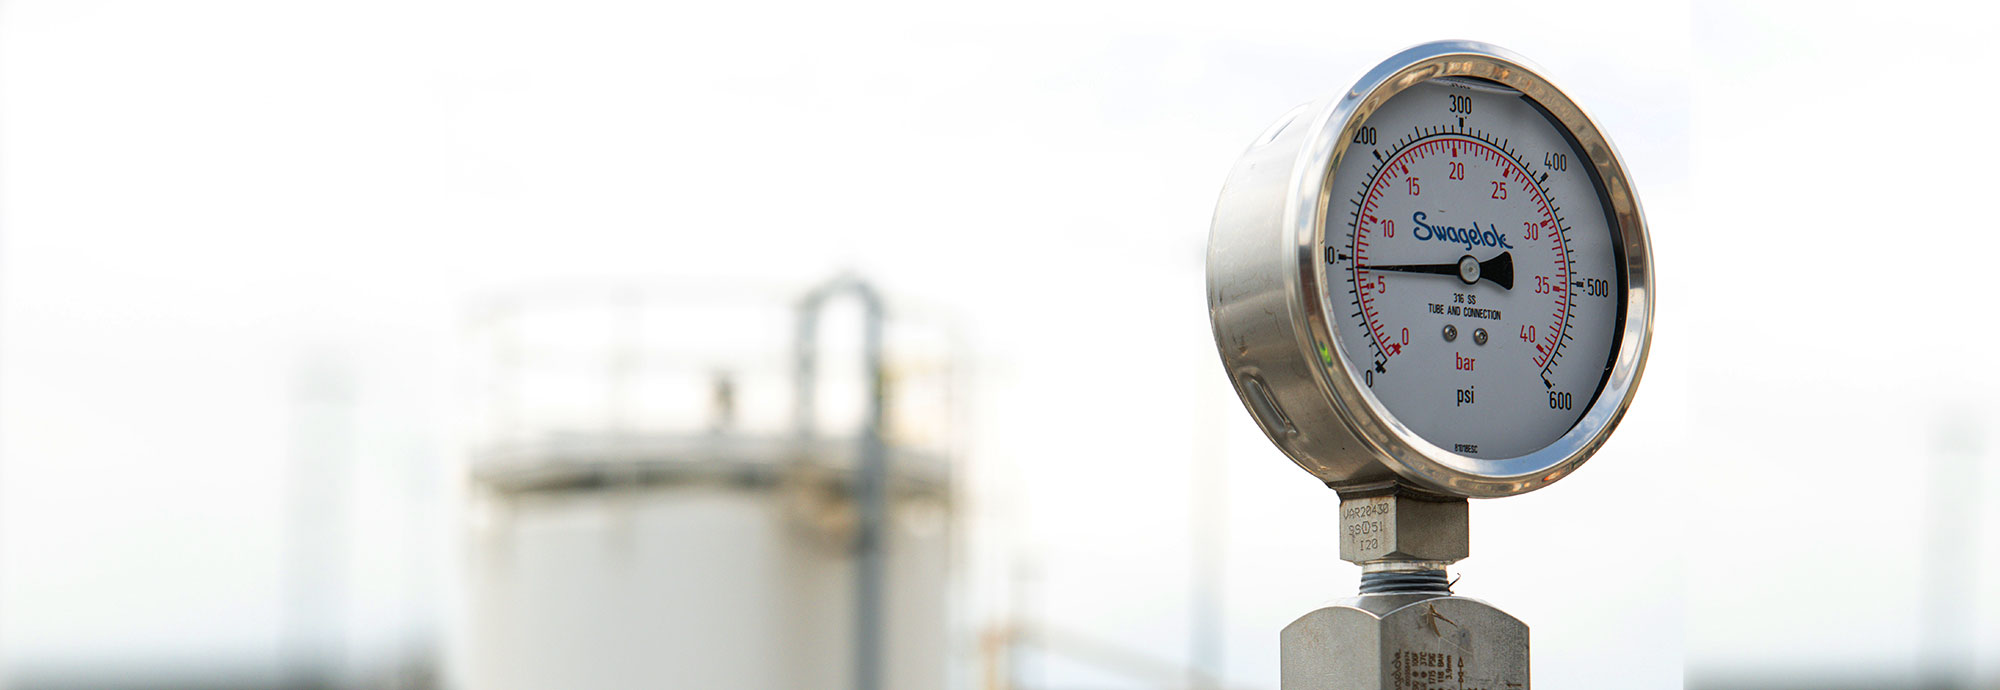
451, 277, 960, 690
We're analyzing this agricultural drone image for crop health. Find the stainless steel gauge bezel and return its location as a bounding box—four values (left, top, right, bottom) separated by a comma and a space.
1207, 40, 1653, 498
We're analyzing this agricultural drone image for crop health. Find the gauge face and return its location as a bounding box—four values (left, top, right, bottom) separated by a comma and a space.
1324, 77, 1623, 460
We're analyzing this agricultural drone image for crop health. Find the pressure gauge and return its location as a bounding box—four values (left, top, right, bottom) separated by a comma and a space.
1208, 41, 1652, 498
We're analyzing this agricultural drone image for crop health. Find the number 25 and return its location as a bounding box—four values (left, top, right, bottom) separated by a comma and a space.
1490, 181, 1507, 200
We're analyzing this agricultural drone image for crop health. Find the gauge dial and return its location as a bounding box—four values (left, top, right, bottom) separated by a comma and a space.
1325, 77, 1621, 460
1206, 41, 1651, 497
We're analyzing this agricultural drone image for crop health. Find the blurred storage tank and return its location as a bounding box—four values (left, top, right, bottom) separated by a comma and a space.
452, 277, 959, 690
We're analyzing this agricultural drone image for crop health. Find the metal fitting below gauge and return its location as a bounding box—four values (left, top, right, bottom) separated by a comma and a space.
1283, 595, 1528, 690
1338, 492, 1468, 567
1207, 40, 1653, 499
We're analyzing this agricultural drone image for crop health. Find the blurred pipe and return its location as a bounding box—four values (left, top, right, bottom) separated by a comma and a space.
795, 276, 887, 690
1921, 415, 1983, 690
283, 353, 358, 689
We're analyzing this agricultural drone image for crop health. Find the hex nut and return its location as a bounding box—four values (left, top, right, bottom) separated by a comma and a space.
1337, 494, 1469, 565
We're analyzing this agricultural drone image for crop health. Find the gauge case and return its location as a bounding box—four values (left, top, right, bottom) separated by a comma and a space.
1206, 40, 1654, 499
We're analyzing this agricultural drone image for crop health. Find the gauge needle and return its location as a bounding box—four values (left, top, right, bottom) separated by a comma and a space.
1360, 252, 1514, 290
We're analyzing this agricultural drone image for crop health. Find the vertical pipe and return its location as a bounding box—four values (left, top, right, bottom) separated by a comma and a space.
795, 302, 817, 441
1921, 415, 1982, 690
283, 354, 357, 689
795, 276, 888, 690
857, 284, 886, 690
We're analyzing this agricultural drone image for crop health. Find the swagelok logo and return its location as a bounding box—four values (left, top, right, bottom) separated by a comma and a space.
1411, 211, 1513, 251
